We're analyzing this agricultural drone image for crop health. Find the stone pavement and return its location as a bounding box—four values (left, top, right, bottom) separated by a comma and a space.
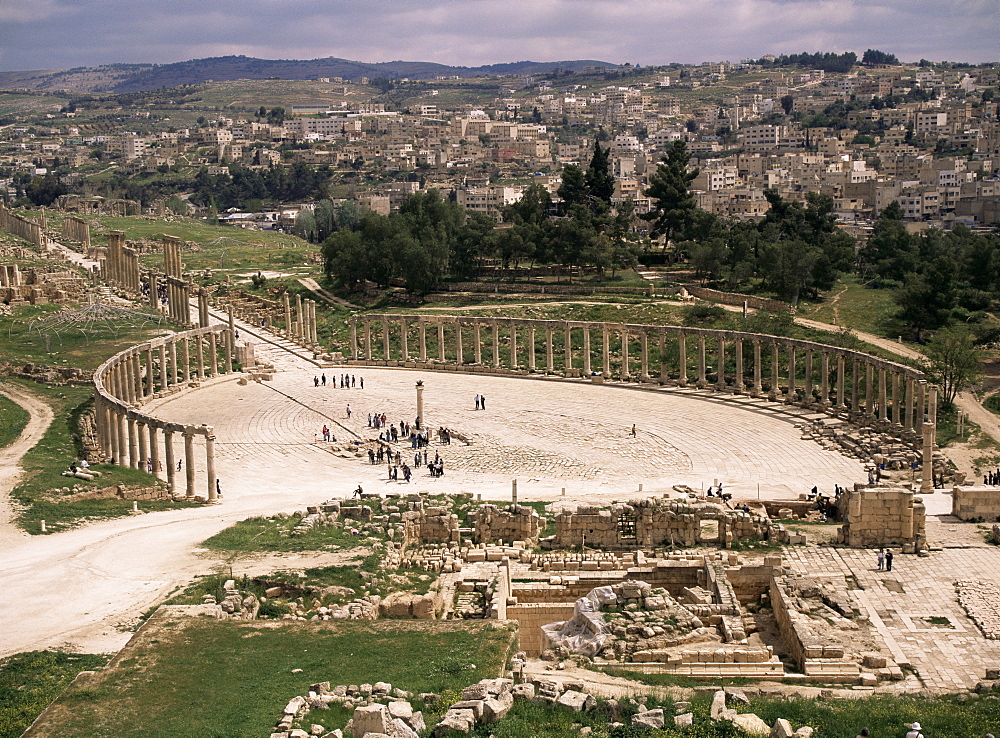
784, 544, 1000, 692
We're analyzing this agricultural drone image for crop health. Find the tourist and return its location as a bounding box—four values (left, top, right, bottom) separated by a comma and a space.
177, 459, 182, 472
79, 458, 89, 469
346, 404, 352, 419
877, 550, 885, 571
885, 550, 894, 572
216, 479, 222, 498
475, 394, 481, 410
360, 377, 364, 389
314, 376, 319, 387
480, 394, 486, 409
630, 424, 637, 437
351, 375, 356, 387
905, 722, 924, 738
321, 373, 326, 386
402, 464, 411, 482
354, 484, 363, 498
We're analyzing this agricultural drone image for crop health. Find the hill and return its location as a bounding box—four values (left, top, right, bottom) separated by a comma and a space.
0, 55, 618, 93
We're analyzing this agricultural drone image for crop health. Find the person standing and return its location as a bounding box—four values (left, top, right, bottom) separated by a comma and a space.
877, 549, 885, 571
905, 722, 923, 738
475, 394, 480, 410
885, 550, 894, 572
480, 394, 486, 410
346, 404, 352, 419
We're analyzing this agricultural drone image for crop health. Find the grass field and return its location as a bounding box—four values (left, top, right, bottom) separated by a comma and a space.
797, 275, 901, 339
0, 392, 30, 449
200, 513, 375, 553
26, 614, 514, 738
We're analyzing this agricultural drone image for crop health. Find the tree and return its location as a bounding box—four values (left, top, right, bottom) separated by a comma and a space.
556, 164, 588, 213
922, 326, 984, 407
780, 95, 795, 115
585, 138, 614, 213
861, 49, 899, 66
642, 141, 699, 248
25, 174, 67, 206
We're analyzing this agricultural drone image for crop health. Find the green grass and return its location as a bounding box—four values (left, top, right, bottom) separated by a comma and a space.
8, 381, 195, 534
0, 651, 109, 738
0, 392, 30, 449
200, 514, 374, 553
986, 394, 1000, 416
28, 615, 513, 738
797, 275, 901, 339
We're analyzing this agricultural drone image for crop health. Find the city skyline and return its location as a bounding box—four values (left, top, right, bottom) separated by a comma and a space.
0, 0, 995, 73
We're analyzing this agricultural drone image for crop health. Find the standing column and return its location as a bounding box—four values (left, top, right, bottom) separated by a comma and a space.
183, 428, 196, 499
509, 322, 518, 369
752, 340, 762, 396
311, 300, 319, 345
137, 420, 148, 470
364, 320, 372, 360
602, 325, 610, 378
905, 377, 915, 431
400, 320, 409, 361
878, 367, 888, 422
455, 323, 464, 365
196, 333, 205, 379
492, 322, 501, 368
659, 332, 668, 384
148, 274, 159, 310
564, 323, 573, 376
697, 336, 707, 387
787, 346, 797, 402
582, 326, 591, 376
678, 333, 688, 386
182, 337, 191, 382
437, 321, 446, 362
383, 318, 391, 361
133, 354, 143, 401
170, 340, 179, 386
820, 352, 830, 405
851, 359, 860, 412
108, 408, 121, 464
640, 330, 649, 381
419, 323, 427, 362
127, 415, 139, 469
836, 355, 846, 408
205, 430, 217, 502
921, 421, 935, 493
545, 326, 554, 373
208, 332, 218, 376
295, 294, 304, 341
284, 294, 292, 337
116, 410, 128, 466
148, 423, 160, 479
350, 320, 358, 359
916, 380, 927, 426
224, 327, 233, 374
620, 327, 630, 380
158, 344, 168, 390
528, 324, 536, 370
804, 349, 814, 403
735, 338, 745, 392
716, 336, 726, 391
164, 428, 176, 495
865, 362, 875, 418
473, 322, 482, 365
891, 372, 901, 426
769, 342, 780, 401
123, 357, 135, 404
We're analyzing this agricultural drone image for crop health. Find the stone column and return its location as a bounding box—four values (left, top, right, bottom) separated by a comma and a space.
108, 407, 120, 463
196, 332, 205, 379
836, 355, 846, 408
905, 377, 915, 431
183, 428, 196, 499
545, 326, 554, 373
473, 322, 482, 365
437, 321, 446, 362
158, 344, 168, 391
148, 423, 160, 479
735, 338, 745, 392
716, 335, 726, 391
400, 319, 409, 361
892, 372, 901, 426
769, 342, 780, 401
116, 410, 127, 466
419, 323, 427, 362
205, 430, 217, 502
917, 380, 927, 426
564, 322, 573, 376
697, 335, 707, 387
148, 274, 159, 310
350, 320, 358, 359
928, 385, 938, 440
133, 354, 143, 401
284, 294, 292, 337
164, 428, 176, 494
921, 422, 934, 493
383, 318, 391, 361
678, 333, 688, 386
492, 322, 501, 368
878, 367, 888, 422
198, 289, 209, 328
863, 362, 874, 417
224, 326, 233, 374
851, 359, 860, 412
787, 347, 796, 403
182, 337, 191, 382
364, 320, 372, 360
416, 381, 424, 426
602, 325, 610, 378
137, 420, 148, 469
208, 331, 218, 376
820, 352, 830, 405
128, 415, 138, 469
295, 294, 304, 340
455, 323, 464, 365
122, 357, 134, 404
640, 330, 649, 381
752, 340, 762, 396
620, 327, 630, 380
804, 350, 814, 402
582, 326, 591, 376
528, 325, 536, 370
170, 340, 179, 386
659, 332, 668, 384
509, 321, 518, 369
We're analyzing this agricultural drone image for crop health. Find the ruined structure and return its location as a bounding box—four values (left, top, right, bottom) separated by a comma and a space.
60, 216, 91, 250
951, 485, 1000, 521
834, 484, 926, 551
0, 264, 87, 305
101, 231, 141, 293
0, 204, 44, 248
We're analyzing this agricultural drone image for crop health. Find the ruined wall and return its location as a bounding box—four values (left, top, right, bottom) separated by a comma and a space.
474, 504, 544, 545
401, 507, 460, 547
834, 484, 926, 551
952, 486, 1000, 521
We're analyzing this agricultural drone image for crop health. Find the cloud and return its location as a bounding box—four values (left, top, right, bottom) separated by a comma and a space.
0, 0, 994, 71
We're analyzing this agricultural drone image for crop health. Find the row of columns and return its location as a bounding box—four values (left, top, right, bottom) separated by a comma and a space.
350, 317, 932, 434
103, 230, 141, 292
283, 293, 318, 347
92, 326, 236, 500
61, 216, 91, 249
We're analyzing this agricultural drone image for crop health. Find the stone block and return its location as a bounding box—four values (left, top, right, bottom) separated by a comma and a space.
674, 712, 694, 728
555, 690, 594, 713
351, 704, 390, 738
733, 713, 771, 736
771, 718, 795, 738
632, 709, 665, 729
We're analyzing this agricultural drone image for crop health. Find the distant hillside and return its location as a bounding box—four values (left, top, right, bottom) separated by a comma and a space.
0, 56, 618, 94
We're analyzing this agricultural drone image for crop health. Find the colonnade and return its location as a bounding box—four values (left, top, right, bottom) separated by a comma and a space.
61, 216, 91, 250
92, 324, 236, 501
283, 293, 318, 347
348, 316, 934, 437
103, 230, 141, 292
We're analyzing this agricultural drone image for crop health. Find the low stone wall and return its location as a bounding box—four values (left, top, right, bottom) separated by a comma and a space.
952, 486, 1000, 521
685, 285, 789, 313
401, 506, 460, 546
508, 603, 576, 656
475, 504, 544, 545
834, 484, 926, 551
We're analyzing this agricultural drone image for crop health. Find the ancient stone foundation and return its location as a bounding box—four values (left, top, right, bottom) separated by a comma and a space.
951, 486, 1000, 522
834, 484, 926, 551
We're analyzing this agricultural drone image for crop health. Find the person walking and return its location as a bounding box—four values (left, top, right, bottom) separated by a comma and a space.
321, 373, 326, 386
346, 404, 352, 419
877, 549, 885, 571
630, 424, 637, 437
885, 550, 894, 572
216, 479, 222, 498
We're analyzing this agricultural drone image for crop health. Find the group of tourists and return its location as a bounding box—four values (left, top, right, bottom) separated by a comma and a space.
984, 468, 1000, 485
473, 394, 487, 410
314, 373, 364, 389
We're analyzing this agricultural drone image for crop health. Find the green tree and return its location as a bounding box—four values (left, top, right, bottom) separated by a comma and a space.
642, 140, 700, 248
585, 138, 614, 213
922, 325, 984, 407
556, 164, 588, 213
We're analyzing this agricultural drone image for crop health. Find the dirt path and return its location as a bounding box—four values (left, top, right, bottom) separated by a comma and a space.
0, 382, 54, 541
297, 277, 361, 310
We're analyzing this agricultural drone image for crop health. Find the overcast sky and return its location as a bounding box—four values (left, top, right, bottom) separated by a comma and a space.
0, 0, 995, 72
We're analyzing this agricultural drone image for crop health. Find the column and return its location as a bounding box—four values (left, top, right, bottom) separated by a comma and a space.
545, 326, 554, 373
419, 323, 427, 362
804, 350, 813, 402
735, 338, 745, 393
678, 333, 688, 387
364, 320, 372, 360
137, 420, 148, 469
878, 367, 888, 422
437, 321, 446, 362
208, 332, 218, 376
659, 332, 668, 384
182, 337, 191, 382
492, 322, 501, 368
164, 428, 176, 495
473, 322, 482, 365
769, 342, 780, 401
350, 320, 358, 359
582, 326, 591, 376
865, 362, 875, 418
158, 344, 167, 391
284, 295, 292, 337
564, 323, 573, 376
917, 380, 927, 426
116, 411, 127, 467
851, 359, 860, 411
905, 377, 915, 431
820, 352, 830, 405
697, 335, 707, 387
921, 422, 934, 494
620, 327, 630, 380
752, 340, 762, 396
170, 340, 178, 386
196, 332, 205, 379
224, 327, 233, 374
183, 428, 196, 498
128, 415, 138, 469
108, 408, 121, 464
455, 323, 464, 365
295, 294, 304, 340
132, 354, 143, 401
528, 325, 536, 370
836, 355, 846, 408
891, 372, 901, 426
509, 322, 518, 369
148, 423, 160, 479
601, 325, 610, 378
787, 347, 796, 403
716, 335, 726, 391
640, 330, 649, 381
206, 430, 217, 502
382, 318, 390, 361
400, 319, 409, 361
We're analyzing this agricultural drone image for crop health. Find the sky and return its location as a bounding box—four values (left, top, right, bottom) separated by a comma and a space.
0, 0, 995, 72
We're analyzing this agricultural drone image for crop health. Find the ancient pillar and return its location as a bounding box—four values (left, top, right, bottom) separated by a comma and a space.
383, 318, 391, 361
473, 322, 482, 364
295, 294, 304, 340
769, 342, 780, 401
181, 337, 191, 382
148, 274, 159, 311
108, 407, 120, 463
546, 326, 554, 373
455, 323, 464, 365
437, 321, 446, 362
148, 423, 160, 479
144, 347, 154, 397
921, 422, 934, 493
659, 332, 668, 384
350, 320, 358, 359
419, 323, 427, 362
284, 294, 292, 337
137, 420, 148, 469
917, 380, 927, 426
787, 346, 796, 403
205, 430, 217, 502
127, 416, 138, 469
678, 333, 688, 386
716, 335, 726, 390
582, 326, 591, 376
640, 330, 649, 381
182, 428, 196, 498
492, 322, 501, 368
196, 332, 205, 379
752, 340, 762, 396
863, 362, 874, 417
164, 428, 176, 495
416, 381, 424, 426
697, 335, 707, 387
620, 327, 630, 380
364, 320, 372, 360
400, 319, 409, 361
602, 325, 610, 378
836, 355, 846, 408
804, 349, 813, 402
879, 367, 888, 422
157, 344, 167, 391
564, 322, 573, 376
851, 359, 860, 411
224, 327, 233, 374
169, 340, 179, 386
528, 324, 536, 370
509, 322, 518, 369
820, 352, 830, 405
891, 372, 901, 426
904, 377, 915, 431
116, 411, 127, 465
